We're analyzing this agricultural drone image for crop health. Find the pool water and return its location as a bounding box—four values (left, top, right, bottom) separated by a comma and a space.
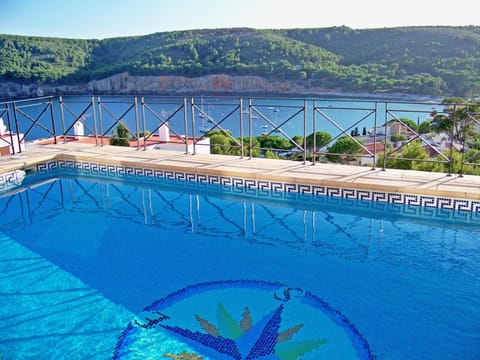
0, 170, 479, 359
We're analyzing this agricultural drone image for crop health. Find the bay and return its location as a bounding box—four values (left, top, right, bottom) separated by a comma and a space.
5, 95, 442, 143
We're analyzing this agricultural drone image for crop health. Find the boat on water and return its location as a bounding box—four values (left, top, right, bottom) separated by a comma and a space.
267, 107, 280, 112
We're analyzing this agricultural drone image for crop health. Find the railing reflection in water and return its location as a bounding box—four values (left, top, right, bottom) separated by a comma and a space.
1, 175, 475, 268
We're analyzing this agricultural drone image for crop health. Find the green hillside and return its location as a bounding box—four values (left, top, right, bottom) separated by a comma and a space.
1, 26, 480, 97
280, 26, 480, 96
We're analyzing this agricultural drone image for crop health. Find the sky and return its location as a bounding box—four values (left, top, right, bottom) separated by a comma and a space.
1, 0, 479, 39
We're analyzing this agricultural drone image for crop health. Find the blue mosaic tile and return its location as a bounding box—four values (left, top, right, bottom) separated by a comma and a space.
454, 199, 470, 212
231, 178, 245, 187
163, 170, 175, 179
118, 280, 375, 360
244, 179, 256, 189
372, 192, 387, 202
197, 174, 208, 183
247, 305, 283, 359
297, 184, 311, 194
437, 198, 453, 209
387, 193, 402, 204
343, 188, 356, 199
472, 202, 480, 213
209, 175, 220, 184
327, 187, 342, 197
159, 325, 242, 359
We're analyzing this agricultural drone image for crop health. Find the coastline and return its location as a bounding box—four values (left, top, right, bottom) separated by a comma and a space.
0, 74, 445, 103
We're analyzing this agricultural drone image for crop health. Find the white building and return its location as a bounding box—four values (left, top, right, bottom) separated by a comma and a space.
148, 123, 211, 154
0, 117, 25, 155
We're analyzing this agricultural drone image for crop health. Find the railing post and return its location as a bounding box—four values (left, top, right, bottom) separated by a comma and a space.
447, 104, 456, 176
183, 97, 189, 154
141, 97, 147, 151
382, 102, 388, 171
249, 98, 253, 159
97, 96, 104, 146
458, 105, 467, 177
49, 97, 56, 144
12, 101, 21, 154
240, 98, 244, 159
191, 97, 196, 155
372, 101, 378, 170
303, 100, 307, 165
59, 96, 66, 143
91, 96, 98, 146
134, 96, 140, 150
4, 103, 15, 155
312, 100, 316, 165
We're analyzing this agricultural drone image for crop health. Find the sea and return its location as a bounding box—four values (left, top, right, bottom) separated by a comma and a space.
5, 94, 443, 143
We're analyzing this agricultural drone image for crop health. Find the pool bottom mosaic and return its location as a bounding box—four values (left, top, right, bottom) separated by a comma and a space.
113, 280, 375, 359
33, 159, 480, 213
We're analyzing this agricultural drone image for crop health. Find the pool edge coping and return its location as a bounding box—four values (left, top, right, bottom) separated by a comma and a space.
1, 148, 480, 212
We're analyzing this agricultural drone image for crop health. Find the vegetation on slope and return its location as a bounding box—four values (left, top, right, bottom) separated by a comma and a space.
1, 26, 480, 97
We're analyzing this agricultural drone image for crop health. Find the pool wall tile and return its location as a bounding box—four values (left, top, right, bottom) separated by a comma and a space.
35, 159, 480, 213
0, 169, 26, 192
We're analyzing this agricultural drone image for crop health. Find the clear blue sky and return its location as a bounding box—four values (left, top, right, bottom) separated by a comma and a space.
1, 0, 478, 39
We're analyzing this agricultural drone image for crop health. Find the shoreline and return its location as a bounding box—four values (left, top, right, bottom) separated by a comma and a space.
0, 89, 444, 104
0, 73, 446, 103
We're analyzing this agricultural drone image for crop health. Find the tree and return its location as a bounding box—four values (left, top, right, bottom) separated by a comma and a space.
391, 134, 407, 142
418, 121, 432, 134
430, 148, 480, 175
209, 133, 232, 154
326, 135, 363, 163
109, 122, 130, 147
430, 98, 480, 142
290, 135, 304, 149
398, 117, 418, 132
385, 141, 429, 170
257, 135, 292, 150
305, 131, 332, 152
239, 136, 260, 157
264, 150, 278, 159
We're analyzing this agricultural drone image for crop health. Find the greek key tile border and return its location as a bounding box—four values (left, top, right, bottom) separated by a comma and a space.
0, 169, 26, 192
36, 160, 480, 213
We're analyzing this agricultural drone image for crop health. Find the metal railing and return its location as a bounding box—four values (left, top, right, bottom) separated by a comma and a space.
1, 95, 479, 175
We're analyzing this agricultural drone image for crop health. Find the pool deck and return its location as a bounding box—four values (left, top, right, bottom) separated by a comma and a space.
1, 142, 480, 200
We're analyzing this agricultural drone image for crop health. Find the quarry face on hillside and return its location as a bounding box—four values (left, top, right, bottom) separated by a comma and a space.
0, 73, 333, 99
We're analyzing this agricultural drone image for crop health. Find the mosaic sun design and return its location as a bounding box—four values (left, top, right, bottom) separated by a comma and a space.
113, 280, 375, 359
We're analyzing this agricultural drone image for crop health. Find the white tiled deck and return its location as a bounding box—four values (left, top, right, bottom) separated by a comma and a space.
1, 142, 479, 201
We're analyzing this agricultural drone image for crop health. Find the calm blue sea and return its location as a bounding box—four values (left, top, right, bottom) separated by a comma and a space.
8, 95, 441, 142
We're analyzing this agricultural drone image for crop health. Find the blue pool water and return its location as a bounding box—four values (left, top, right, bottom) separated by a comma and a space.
0, 170, 479, 359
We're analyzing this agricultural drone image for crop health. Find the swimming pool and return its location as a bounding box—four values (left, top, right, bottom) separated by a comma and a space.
0, 165, 479, 359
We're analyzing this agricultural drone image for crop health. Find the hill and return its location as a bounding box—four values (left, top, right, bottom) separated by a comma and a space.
1, 26, 480, 98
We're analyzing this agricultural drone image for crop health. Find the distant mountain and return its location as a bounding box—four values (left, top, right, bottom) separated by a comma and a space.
1, 26, 480, 98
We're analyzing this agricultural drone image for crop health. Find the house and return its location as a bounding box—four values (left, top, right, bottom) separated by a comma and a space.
358, 142, 385, 166
368, 120, 415, 140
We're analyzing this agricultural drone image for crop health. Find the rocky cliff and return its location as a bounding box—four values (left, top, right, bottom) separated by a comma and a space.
0, 73, 333, 99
